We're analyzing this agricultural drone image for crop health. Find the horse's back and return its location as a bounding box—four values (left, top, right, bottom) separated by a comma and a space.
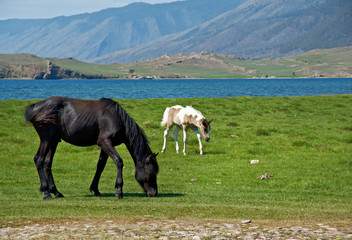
162, 105, 184, 127
25, 97, 114, 146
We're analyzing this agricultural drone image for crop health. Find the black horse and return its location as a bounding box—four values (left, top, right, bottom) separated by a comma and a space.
25, 96, 159, 200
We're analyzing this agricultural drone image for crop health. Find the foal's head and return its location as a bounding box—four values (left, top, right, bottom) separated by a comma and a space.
199, 119, 212, 142
135, 153, 159, 197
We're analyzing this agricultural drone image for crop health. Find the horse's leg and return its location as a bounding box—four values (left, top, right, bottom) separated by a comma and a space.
45, 141, 64, 198
34, 141, 52, 200
161, 127, 170, 153
90, 150, 108, 197
193, 128, 203, 155
173, 126, 180, 154
98, 139, 124, 199
182, 125, 188, 156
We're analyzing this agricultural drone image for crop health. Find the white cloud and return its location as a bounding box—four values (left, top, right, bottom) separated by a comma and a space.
0, 0, 182, 20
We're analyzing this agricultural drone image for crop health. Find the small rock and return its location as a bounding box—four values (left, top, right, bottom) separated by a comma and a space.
250, 160, 259, 164
241, 220, 251, 224
224, 224, 234, 228
258, 173, 273, 180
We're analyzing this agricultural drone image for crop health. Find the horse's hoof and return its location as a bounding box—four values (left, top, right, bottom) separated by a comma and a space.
115, 192, 123, 199
90, 187, 101, 197
55, 192, 64, 198
43, 194, 53, 200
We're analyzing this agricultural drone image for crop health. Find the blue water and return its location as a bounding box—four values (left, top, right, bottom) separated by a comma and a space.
1, 78, 352, 100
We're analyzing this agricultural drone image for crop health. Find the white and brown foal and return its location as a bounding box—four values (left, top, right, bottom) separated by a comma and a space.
161, 105, 212, 155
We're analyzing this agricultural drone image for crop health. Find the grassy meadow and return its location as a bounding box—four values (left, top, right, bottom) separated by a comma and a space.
0, 95, 351, 226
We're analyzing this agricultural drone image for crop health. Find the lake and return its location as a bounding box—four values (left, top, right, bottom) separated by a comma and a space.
1, 78, 352, 100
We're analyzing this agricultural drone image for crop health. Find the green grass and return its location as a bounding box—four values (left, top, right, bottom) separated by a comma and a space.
0, 96, 351, 226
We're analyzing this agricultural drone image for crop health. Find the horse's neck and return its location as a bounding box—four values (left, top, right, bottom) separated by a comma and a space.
125, 138, 150, 168
191, 119, 202, 128
185, 113, 203, 128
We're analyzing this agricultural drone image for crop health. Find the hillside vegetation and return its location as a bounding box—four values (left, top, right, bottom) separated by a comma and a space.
0, 47, 351, 79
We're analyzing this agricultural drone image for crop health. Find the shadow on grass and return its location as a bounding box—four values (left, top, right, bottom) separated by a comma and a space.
83, 192, 184, 198
203, 151, 226, 155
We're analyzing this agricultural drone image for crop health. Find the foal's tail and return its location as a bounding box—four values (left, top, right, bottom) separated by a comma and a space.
160, 107, 170, 127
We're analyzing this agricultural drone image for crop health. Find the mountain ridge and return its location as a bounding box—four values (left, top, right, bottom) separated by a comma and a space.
0, 0, 351, 64
0, 0, 247, 60
92, 0, 352, 64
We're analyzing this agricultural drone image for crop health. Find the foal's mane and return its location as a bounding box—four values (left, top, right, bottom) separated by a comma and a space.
99, 98, 152, 160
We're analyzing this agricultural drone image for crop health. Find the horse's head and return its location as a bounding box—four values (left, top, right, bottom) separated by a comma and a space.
136, 152, 159, 197
200, 119, 212, 142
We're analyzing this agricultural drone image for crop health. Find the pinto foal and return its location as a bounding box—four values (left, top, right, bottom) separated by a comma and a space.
161, 105, 212, 155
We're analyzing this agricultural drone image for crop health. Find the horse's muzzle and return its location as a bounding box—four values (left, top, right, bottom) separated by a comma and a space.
147, 189, 158, 197
205, 137, 210, 142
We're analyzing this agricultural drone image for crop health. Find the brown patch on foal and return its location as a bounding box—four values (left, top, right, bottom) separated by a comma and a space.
167, 107, 182, 127
183, 114, 199, 129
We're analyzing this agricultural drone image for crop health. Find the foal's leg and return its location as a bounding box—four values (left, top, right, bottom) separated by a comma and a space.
45, 141, 64, 198
98, 139, 124, 199
193, 128, 203, 155
90, 150, 108, 196
173, 126, 180, 154
182, 125, 188, 156
161, 127, 170, 153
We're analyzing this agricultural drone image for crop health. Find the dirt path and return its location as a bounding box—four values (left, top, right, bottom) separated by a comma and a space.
1, 219, 351, 239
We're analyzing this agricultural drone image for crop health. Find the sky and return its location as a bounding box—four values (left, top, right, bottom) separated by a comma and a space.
0, 0, 182, 20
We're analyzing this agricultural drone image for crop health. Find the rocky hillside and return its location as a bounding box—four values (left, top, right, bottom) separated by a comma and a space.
0, 54, 103, 79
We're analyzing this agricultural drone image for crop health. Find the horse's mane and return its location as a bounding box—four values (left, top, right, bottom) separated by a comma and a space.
99, 98, 151, 160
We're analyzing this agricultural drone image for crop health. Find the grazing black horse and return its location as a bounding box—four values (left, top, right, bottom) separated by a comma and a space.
25, 96, 159, 200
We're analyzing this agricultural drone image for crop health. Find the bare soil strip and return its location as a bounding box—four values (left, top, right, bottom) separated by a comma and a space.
1, 219, 351, 239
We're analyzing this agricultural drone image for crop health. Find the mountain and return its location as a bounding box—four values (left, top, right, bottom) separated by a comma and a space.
1, 0, 351, 64
92, 0, 352, 63
0, 0, 247, 60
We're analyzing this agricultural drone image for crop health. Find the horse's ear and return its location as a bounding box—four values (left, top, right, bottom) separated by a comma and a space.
208, 119, 213, 124
202, 119, 207, 126
146, 153, 158, 163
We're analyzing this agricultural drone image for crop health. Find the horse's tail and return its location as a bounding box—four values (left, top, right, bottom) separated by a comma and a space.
160, 107, 170, 127
24, 103, 36, 122
24, 98, 60, 125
